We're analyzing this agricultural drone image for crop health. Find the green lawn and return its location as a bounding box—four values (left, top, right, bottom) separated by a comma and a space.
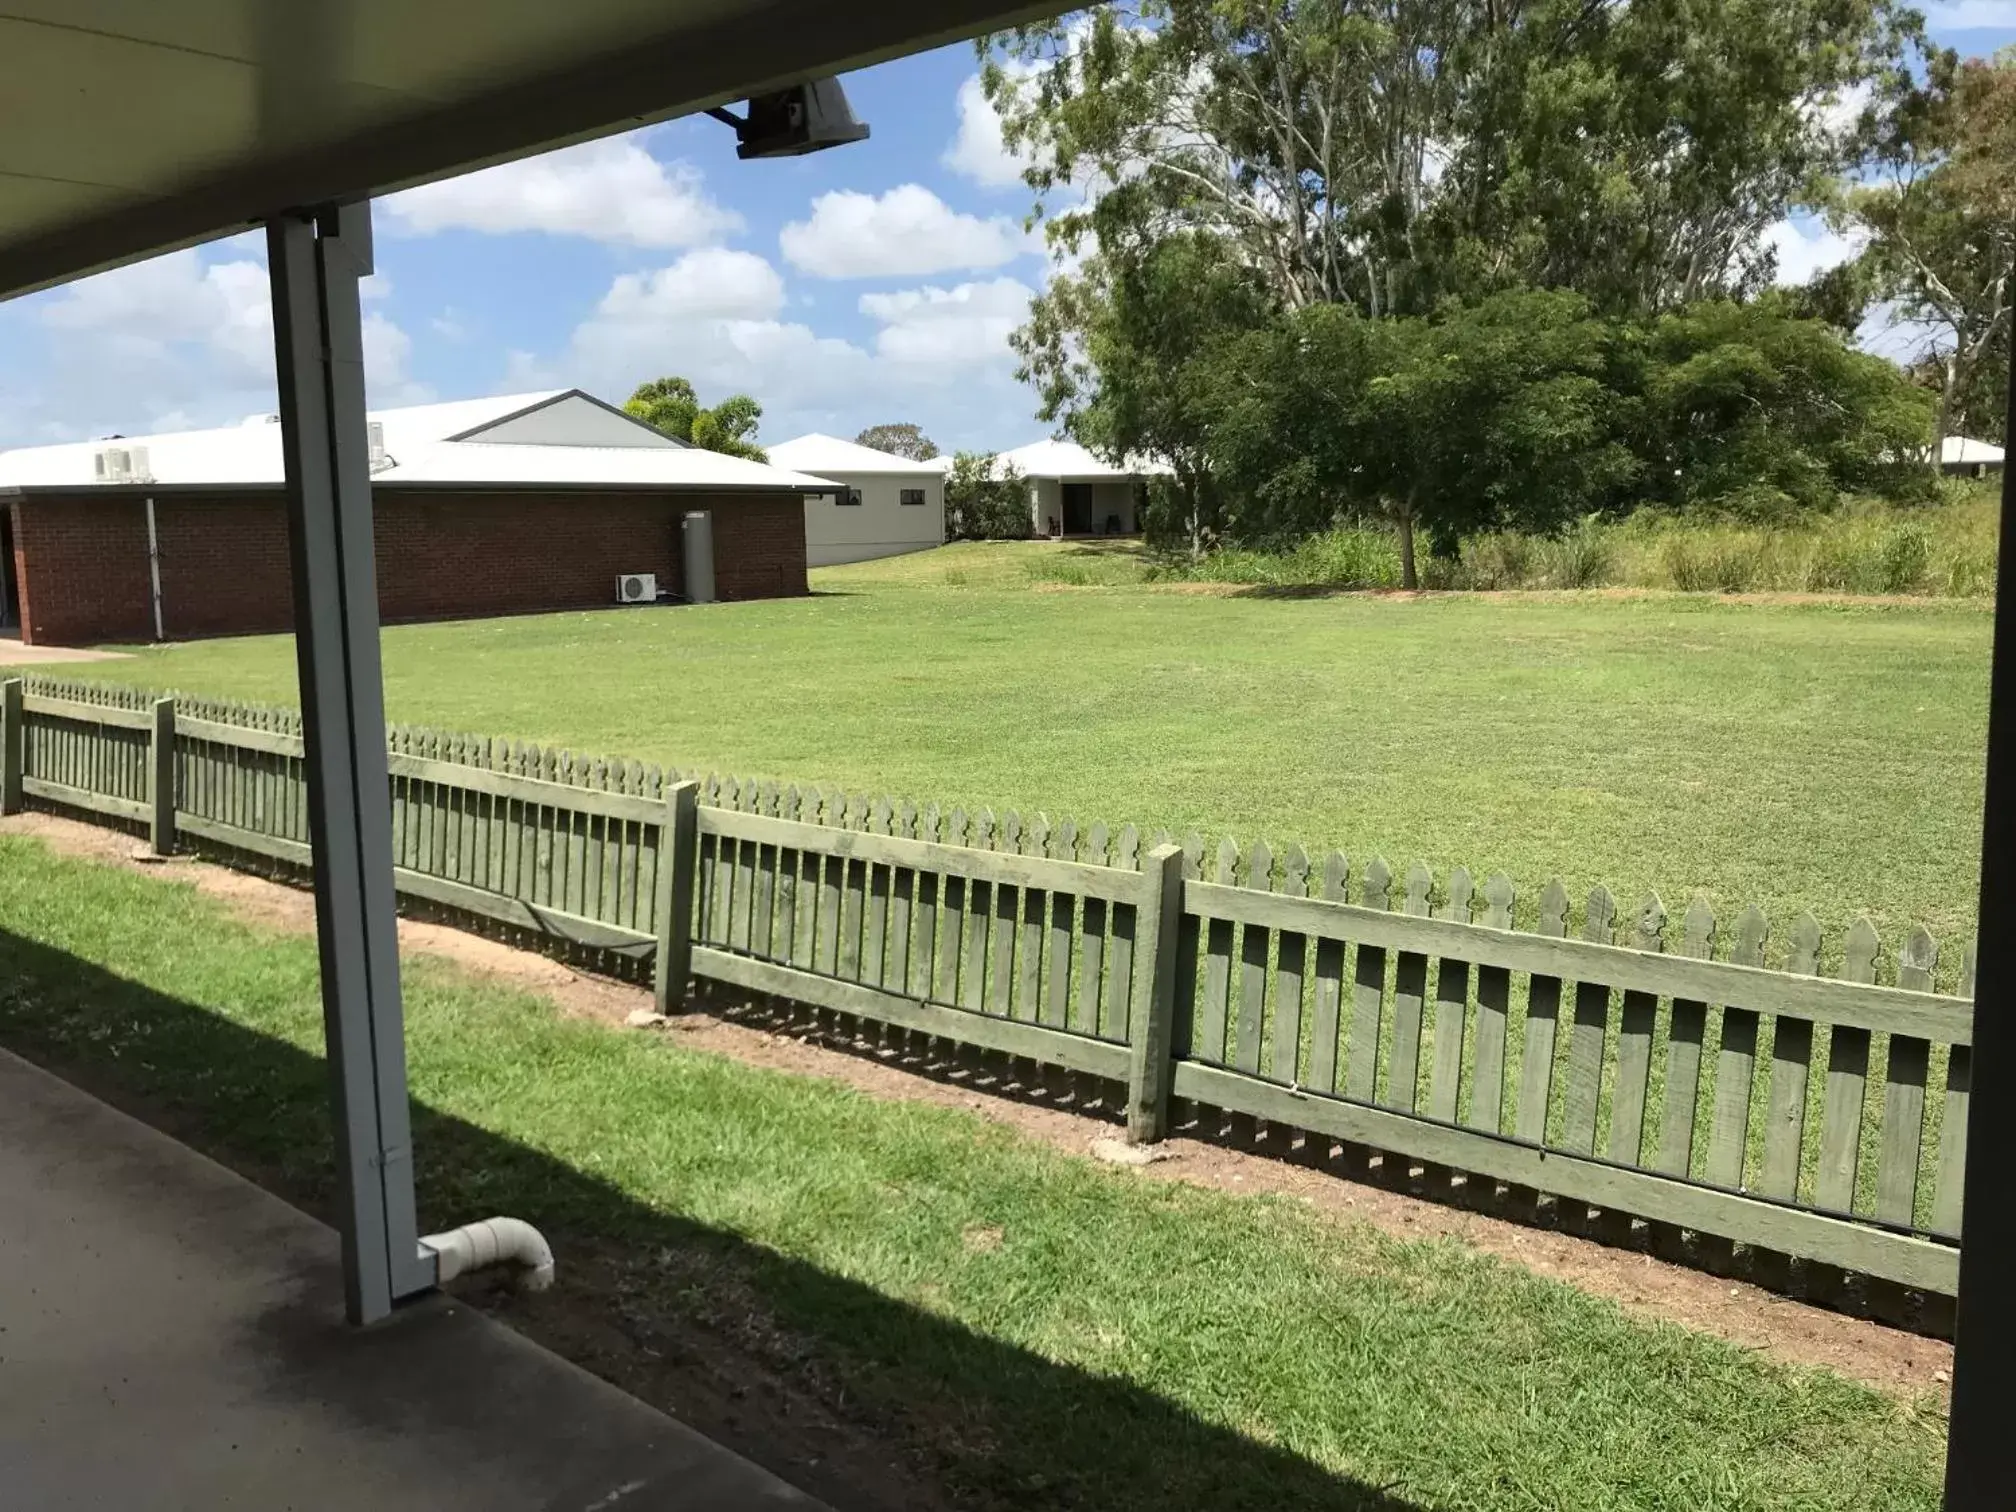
0, 835, 1948, 1510
39, 552, 1991, 971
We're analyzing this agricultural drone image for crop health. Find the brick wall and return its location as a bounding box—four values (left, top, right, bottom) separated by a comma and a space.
10, 488, 808, 646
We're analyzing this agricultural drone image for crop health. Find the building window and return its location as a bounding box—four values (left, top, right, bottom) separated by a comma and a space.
899, 487, 926, 506
839, 487, 862, 507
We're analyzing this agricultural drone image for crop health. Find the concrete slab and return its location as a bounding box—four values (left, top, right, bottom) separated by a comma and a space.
0, 1048, 826, 1511
0, 641, 129, 666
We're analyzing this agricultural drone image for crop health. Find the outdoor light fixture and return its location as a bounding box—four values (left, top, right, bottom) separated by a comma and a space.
706, 78, 870, 159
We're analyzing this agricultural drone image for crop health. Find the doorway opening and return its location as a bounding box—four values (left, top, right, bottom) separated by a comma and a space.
0, 505, 19, 638
1061, 482, 1096, 535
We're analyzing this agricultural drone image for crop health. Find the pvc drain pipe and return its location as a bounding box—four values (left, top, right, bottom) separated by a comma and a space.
421, 1217, 555, 1291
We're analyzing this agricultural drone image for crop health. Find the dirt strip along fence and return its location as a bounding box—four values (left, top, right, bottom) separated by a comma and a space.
0, 674, 1971, 1301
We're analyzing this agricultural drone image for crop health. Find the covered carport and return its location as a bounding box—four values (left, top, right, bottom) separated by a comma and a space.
0, 3, 2011, 1507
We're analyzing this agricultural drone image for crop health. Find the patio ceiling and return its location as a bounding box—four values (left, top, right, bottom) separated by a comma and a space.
0, 0, 1054, 301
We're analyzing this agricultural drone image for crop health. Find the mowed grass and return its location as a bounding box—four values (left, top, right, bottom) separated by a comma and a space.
45, 558, 1991, 966
0, 836, 1948, 1510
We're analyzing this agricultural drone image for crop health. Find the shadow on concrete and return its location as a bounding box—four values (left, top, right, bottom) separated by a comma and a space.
0, 928, 1424, 1512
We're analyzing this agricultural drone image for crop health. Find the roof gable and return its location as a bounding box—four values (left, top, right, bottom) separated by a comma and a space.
450, 391, 683, 448
767, 433, 947, 476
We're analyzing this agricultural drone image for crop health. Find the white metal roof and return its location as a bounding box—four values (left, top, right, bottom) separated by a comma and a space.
378, 442, 832, 492
0, 1, 1057, 301
995, 438, 1172, 481
1943, 436, 2007, 466
766, 433, 948, 477
0, 390, 833, 493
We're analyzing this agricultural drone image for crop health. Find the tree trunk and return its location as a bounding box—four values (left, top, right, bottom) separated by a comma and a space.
1397, 504, 1419, 590
1936, 352, 1958, 477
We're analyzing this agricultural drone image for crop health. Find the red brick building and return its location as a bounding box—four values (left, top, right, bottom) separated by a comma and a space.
0, 390, 825, 647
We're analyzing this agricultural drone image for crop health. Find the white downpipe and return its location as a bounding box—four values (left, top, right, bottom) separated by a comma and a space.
144, 497, 164, 642
421, 1216, 556, 1291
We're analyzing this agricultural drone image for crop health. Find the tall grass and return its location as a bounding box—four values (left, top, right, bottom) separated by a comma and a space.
1149, 484, 2002, 598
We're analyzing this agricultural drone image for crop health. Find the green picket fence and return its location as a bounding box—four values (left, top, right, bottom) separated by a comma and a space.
0, 674, 1970, 1296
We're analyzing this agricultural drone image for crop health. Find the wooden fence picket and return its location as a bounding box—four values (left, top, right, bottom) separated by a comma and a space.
1043, 817, 1076, 1030
1104, 825, 1141, 1042
1933, 941, 1976, 1237
1017, 813, 1047, 1024
1514, 880, 1570, 1143
1274, 845, 1310, 1086
990, 809, 1020, 1016
1659, 897, 1718, 1178
1305, 852, 1350, 1097
1704, 905, 1769, 1189
1559, 885, 1617, 1155
1816, 918, 1881, 1213
1757, 912, 1821, 1202
1233, 839, 1273, 1080
1878, 926, 1937, 1228
1427, 867, 1474, 1122
1606, 894, 1665, 1166
1199, 837, 1239, 1066
1469, 873, 1514, 1134
1347, 857, 1393, 1104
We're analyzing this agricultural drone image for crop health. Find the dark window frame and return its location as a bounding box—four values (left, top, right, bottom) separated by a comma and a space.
899, 487, 926, 506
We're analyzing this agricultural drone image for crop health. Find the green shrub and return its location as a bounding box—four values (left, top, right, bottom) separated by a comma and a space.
1540, 518, 1614, 588
1460, 533, 1537, 589
1879, 524, 1933, 594
1661, 536, 1715, 592
1286, 528, 1403, 588
1137, 482, 1999, 600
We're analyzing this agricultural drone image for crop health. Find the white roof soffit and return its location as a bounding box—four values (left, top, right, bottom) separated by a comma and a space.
0, 0, 1061, 302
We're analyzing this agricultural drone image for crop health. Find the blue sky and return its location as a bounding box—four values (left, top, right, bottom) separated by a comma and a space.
2, 6, 2012, 456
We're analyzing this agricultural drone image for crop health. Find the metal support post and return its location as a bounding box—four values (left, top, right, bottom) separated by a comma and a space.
267, 203, 434, 1326
1945, 330, 2016, 1507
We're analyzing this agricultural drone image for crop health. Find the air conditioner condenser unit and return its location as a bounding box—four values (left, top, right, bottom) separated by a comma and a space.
616, 573, 657, 604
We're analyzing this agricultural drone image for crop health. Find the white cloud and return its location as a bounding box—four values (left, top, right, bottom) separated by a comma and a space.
500, 349, 562, 392
860, 278, 1034, 368
1764, 215, 1866, 286
362, 311, 434, 406
0, 243, 429, 445
379, 135, 740, 248
780, 185, 1034, 279
944, 74, 1036, 189
538, 248, 1039, 449
596, 247, 785, 323
562, 249, 870, 421
359, 271, 393, 301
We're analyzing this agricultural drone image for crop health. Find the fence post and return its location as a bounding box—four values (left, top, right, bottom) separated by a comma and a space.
149, 697, 176, 856
654, 780, 701, 1014
1126, 841, 1188, 1144
0, 678, 22, 816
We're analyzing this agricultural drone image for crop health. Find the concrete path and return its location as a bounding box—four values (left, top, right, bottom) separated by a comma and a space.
0, 640, 129, 665
0, 1048, 826, 1511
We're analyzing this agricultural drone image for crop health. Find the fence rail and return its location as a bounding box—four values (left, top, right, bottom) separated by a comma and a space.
0, 674, 1970, 1296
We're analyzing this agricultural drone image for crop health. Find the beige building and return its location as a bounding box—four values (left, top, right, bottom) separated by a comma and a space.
997, 438, 1161, 537
767, 433, 947, 567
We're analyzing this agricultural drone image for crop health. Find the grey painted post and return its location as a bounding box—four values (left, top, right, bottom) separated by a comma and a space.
1946, 313, 2016, 1507
655, 780, 701, 1014
0, 677, 21, 815
268, 205, 430, 1326
149, 697, 175, 856
1126, 842, 1188, 1144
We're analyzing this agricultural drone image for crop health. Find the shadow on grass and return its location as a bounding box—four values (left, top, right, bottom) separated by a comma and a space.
0, 928, 1422, 1512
